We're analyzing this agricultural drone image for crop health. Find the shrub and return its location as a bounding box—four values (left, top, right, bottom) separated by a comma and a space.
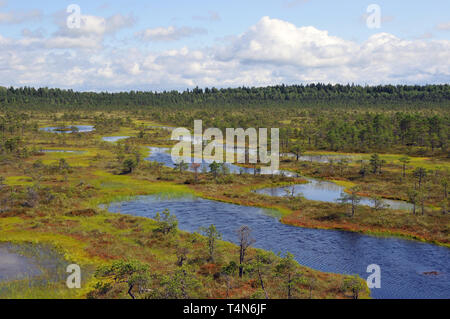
154, 209, 178, 236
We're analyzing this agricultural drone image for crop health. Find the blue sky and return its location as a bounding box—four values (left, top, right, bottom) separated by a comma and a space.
0, 0, 449, 91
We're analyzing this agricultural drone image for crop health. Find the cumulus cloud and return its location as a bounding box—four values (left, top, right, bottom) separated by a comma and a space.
53, 12, 135, 38
214, 17, 450, 84
136, 26, 207, 42
216, 16, 358, 68
0, 16, 449, 91
5, 12, 137, 51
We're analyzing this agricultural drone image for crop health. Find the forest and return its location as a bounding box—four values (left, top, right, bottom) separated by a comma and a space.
1, 84, 449, 155
1, 84, 450, 110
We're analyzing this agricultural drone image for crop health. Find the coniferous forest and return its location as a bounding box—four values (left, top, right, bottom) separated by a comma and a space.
2, 84, 448, 156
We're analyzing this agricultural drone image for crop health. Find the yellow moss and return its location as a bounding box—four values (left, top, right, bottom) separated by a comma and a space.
330, 179, 357, 189
87, 170, 193, 205
302, 151, 449, 171
0, 231, 103, 266
4, 176, 33, 186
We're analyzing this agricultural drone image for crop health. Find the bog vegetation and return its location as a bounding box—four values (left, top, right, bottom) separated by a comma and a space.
0, 84, 448, 299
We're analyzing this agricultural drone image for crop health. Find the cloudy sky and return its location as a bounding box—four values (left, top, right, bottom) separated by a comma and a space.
0, 0, 449, 91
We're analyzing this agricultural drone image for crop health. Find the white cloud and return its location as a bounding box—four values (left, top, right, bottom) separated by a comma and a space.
28, 11, 136, 50
45, 36, 102, 49
0, 16, 449, 91
137, 26, 207, 42
216, 16, 357, 68
54, 12, 135, 38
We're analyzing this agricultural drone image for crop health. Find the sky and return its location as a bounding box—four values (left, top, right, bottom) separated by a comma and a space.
0, 0, 449, 91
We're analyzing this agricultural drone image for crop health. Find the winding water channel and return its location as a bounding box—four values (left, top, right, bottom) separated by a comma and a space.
104, 147, 450, 299
107, 194, 450, 299
33, 133, 448, 298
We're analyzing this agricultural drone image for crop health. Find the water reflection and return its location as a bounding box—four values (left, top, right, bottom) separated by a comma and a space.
40, 125, 94, 134
102, 136, 130, 143
255, 178, 413, 210
40, 150, 86, 154
283, 153, 363, 163
146, 147, 297, 177
0, 245, 42, 281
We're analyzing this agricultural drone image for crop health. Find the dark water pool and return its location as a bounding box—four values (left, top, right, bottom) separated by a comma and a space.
107, 195, 450, 299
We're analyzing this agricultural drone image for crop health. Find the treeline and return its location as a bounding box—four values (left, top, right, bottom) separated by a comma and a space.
1, 84, 448, 155
1, 84, 450, 111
